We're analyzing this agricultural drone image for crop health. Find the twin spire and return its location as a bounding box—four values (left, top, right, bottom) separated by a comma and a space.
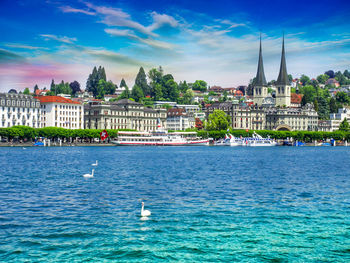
255, 34, 267, 86
255, 34, 289, 86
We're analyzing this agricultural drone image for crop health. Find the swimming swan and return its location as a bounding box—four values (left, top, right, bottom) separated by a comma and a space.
92, 160, 98, 166
141, 202, 151, 217
83, 169, 94, 178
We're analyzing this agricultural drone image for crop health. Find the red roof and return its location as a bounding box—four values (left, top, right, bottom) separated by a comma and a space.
35, 96, 81, 104
291, 93, 303, 104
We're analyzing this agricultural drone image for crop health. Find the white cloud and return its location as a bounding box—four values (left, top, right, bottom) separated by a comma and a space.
148, 12, 179, 31
40, 34, 77, 44
4, 43, 48, 50
60, 6, 95, 16
105, 28, 175, 49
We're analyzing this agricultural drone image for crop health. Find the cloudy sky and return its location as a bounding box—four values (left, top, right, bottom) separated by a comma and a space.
0, 0, 350, 92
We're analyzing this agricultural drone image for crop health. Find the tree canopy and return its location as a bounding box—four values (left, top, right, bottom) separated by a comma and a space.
206, 110, 231, 131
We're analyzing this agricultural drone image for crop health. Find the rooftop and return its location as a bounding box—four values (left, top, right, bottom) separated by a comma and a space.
35, 96, 81, 104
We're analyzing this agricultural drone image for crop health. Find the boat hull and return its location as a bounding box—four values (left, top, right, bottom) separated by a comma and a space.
111, 139, 209, 146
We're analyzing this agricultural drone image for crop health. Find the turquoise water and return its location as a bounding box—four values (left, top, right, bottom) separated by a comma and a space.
0, 146, 349, 262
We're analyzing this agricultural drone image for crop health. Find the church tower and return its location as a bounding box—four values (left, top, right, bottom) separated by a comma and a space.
253, 35, 268, 106
275, 36, 291, 107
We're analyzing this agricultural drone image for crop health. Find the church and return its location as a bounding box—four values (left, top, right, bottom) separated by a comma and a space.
206, 36, 319, 131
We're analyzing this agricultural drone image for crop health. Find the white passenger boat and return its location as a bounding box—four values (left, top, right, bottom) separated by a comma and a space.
242, 132, 277, 146
111, 130, 209, 146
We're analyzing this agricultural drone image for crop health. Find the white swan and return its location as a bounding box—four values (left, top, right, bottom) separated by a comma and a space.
92, 160, 98, 166
141, 202, 151, 217
83, 169, 94, 178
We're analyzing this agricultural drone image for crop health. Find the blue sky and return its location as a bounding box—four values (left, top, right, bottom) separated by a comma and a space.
0, 0, 350, 91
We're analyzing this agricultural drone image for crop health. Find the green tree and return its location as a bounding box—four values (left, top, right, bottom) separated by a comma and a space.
153, 83, 163, 101
191, 80, 207, 92
182, 89, 194, 104
300, 74, 310, 86
317, 96, 330, 120
317, 74, 329, 84
335, 92, 349, 104
164, 79, 179, 101
206, 110, 230, 131
339, 119, 350, 132
33, 84, 39, 94
288, 74, 293, 83
23, 88, 30, 95
118, 87, 130, 99
69, 81, 81, 96
135, 67, 150, 96
325, 70, 335, 78
179, 81, 189, 93
313, 99, 319, 112
131, 84, 144, 102
344, 70, 350, 79
97, 66, 106, 82
120, 78, 128, 89
329, 97, 338, 113
86, 66, 99, 97
50, 79, 55, 92
300, 85, 316, 105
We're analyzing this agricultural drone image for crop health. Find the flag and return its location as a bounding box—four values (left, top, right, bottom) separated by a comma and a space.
100, 129, 109, 141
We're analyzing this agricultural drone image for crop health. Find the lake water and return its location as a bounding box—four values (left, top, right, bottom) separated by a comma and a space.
0, 146, 349, 262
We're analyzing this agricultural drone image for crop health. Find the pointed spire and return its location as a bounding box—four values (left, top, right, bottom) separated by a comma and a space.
276, 34, 289, 85
255, 33, 267, 86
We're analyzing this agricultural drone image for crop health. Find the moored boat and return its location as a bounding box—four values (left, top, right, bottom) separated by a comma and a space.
242, 132, 277, 146
111, 131, 209, 146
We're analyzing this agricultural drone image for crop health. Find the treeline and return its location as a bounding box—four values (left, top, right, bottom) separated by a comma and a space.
116, 66, 207, 105
1, 126, 350, 142
197, 129, 350, 141
0, 126, 132, 140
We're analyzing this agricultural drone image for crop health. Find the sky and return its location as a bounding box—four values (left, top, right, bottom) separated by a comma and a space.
0, 0, 350, 92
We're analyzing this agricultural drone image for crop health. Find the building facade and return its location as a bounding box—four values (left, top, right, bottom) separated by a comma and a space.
318, 108, 350, 132
0, 93, 41, 128
36, 96, 84, 129
206, 101, 318, 131
84, 99, 167, 131
166, 108, 194, 131
206, 35, 316, 132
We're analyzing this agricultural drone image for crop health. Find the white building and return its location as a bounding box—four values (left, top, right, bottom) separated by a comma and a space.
36, 96, 84, 129
175, 104, 201, 115
0, 93, 41, 128
166, 108, 193, 131
154, 101, 177, 107
84, 99, 167, 131
319, 108, 350, 132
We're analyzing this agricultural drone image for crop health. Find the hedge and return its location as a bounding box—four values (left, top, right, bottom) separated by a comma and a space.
197, 129, 350, 141
0, 126, 134, 140
1, 126, 349, 142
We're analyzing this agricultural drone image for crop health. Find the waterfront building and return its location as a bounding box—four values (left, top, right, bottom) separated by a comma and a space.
0, 93, 41, 128
36, 96, 84, 129
84, 99, 167, 131
205, 35, 318, 131
166, 108, 194, 131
